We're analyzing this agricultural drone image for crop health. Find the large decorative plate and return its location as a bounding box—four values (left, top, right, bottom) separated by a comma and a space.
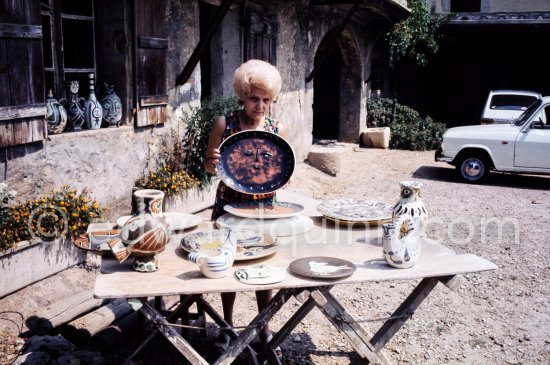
117, 212, 202, 231
224, 201, 304, 219
289, 256, 356, 279
180, 229, 278, 261
316, 199, 392, 225
217, 130, 295, 194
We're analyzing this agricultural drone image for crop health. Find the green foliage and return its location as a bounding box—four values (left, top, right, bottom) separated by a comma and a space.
135, 130, 200, 197
386, 0, 444, 67
367, 98, 446, 150
179, 96, 240, 187
0, 185, 106, 251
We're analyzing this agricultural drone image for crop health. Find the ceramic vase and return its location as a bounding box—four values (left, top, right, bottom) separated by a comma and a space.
100, 83, 122, 127
46, 90, 67, 134
392, 180, 428, 235
382, 213, 421, 269
109, 189, 170, 272
187, 230, 237, 278
84, 73, 103, 130
62, 81, 86, 131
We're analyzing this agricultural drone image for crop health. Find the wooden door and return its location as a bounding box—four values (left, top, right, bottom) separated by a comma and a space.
0, 0, 47, 148
133, 0, 168, 127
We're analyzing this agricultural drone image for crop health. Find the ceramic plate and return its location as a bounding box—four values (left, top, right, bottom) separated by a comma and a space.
223, 201, 304, 219
180, 229, 278, 261
116, 212, 202, 231
217, 130, 295, 194
73, 223, 119, 254
234, 264, 286, 285
289, 256, 356, 279
216, 214, 314, 237
316, 199, 392, 224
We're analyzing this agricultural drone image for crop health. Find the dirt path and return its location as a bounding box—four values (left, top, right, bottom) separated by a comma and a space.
1, 148, 549, 364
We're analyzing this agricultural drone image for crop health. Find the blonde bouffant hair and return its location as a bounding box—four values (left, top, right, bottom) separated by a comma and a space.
233, 59, 282, 102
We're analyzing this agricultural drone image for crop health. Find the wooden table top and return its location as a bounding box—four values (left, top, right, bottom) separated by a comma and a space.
94, 216, 497, 299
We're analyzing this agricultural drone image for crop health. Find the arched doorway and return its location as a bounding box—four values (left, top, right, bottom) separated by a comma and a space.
312, 29, 362, 143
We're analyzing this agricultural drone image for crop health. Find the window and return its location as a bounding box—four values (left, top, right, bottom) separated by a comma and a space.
244, 2, 278, 65
41, 0, 96, 101
450, 0, 481, 13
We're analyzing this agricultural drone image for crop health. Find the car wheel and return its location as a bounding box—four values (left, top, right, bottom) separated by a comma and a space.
457, 155, 489, 183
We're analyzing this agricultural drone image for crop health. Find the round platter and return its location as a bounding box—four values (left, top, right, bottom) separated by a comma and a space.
180, 229, 278, 261
216, 213, 314, 237
316, 199, 392, 225
223, 201, 304, 219
217, 130, 295, 194
117, 212, 202, 231
234, 264, 286, 285
289, 256, 356, 279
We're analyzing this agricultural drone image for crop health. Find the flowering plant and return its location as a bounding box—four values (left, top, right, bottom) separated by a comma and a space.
0, 185, 106, 251
135, 130, 200, 197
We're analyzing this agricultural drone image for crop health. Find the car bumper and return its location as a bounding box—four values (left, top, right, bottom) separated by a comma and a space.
435, 148, 453, 163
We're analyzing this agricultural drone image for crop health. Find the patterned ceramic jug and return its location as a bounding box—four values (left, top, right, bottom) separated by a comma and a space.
392, 180, 428, 235
84, 73, 103, 130
382, 213, 421, 269
187, 230, 237, 279
109, 189, 170, 272
46, 90, 67, 134
100, 83, 122, 127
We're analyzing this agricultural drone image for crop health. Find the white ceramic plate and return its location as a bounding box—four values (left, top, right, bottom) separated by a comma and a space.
215, 214, 314, 237
316, 199, 392, 225
234, 264, 286, 285
180, 229, 278, 261
223, 201, 304, 219
116, 212, 202, 231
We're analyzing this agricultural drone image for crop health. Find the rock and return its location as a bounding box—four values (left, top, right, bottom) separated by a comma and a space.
360, 127, 390, 149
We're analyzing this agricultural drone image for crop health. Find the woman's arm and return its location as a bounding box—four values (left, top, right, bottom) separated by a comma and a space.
203, 116, 226, 174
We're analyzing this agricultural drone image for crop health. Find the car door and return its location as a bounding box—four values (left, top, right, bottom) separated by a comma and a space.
514, 105, 550, 169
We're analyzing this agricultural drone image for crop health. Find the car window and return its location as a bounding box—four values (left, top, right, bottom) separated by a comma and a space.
514, 99, 543, 126
490, 95, 538, 110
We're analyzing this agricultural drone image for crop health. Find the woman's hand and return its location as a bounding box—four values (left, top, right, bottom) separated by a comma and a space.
204, 149, 221, 174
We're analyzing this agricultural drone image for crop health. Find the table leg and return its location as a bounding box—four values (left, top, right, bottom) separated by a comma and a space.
369, 277, 440, 352
310, 289, 388, 365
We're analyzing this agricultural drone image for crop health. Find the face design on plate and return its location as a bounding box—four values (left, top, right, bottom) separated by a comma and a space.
226, 138, 285, 185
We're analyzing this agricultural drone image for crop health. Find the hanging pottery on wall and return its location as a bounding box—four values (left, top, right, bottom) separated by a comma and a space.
84, 73, 103, 130
392, 180, 428, 235
46, 89, 67, 134
100, 83, 122, 127
61, 81, 86, 131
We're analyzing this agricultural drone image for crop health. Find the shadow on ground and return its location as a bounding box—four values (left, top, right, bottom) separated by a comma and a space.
413, 166, 550, 190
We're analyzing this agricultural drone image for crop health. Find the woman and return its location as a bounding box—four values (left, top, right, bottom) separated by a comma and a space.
203, 59, 286, 353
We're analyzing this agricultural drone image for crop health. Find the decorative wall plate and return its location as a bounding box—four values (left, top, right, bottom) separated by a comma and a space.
289, 256, 356, 279
217, 130, 295, 194
234, 264, 286, 285
224, 201, 304, 219
117, 212, 202, 231
316, 199, 392, 225
180, 229, 278, 261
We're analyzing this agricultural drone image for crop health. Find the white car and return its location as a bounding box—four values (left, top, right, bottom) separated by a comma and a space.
481, 89, 542, 124
436, 96, 550, 183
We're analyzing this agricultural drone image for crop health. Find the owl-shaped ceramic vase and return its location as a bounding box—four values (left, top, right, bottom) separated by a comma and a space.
109, 189, 170, 272
392, 181, 428, 235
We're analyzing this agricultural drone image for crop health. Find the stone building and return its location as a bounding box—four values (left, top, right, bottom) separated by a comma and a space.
0, 0, 407, 217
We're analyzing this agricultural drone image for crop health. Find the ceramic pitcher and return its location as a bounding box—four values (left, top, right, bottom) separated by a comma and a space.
382, 213, 421, 269
109, 189, 170, 272
187, 230, 237, 278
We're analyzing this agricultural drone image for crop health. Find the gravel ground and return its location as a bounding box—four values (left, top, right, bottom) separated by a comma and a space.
1, 147, 549, 364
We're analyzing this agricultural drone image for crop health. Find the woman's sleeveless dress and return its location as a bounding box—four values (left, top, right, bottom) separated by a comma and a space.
211, 112, 280, 220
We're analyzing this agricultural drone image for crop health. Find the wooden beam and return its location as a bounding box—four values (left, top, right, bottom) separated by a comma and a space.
0, 104, 46, 121
305, 0, 361, 83
0, 23, 42, 39
175, 0, 234, 86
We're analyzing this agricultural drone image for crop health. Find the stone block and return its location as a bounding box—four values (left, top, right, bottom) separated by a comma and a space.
307, 142, 355, 176
361, 127, 390, 149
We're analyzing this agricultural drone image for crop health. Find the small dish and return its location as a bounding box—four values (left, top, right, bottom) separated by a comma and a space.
289, 256, 356, 279
180, 229, 278, 261
234, 264, 286, 285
